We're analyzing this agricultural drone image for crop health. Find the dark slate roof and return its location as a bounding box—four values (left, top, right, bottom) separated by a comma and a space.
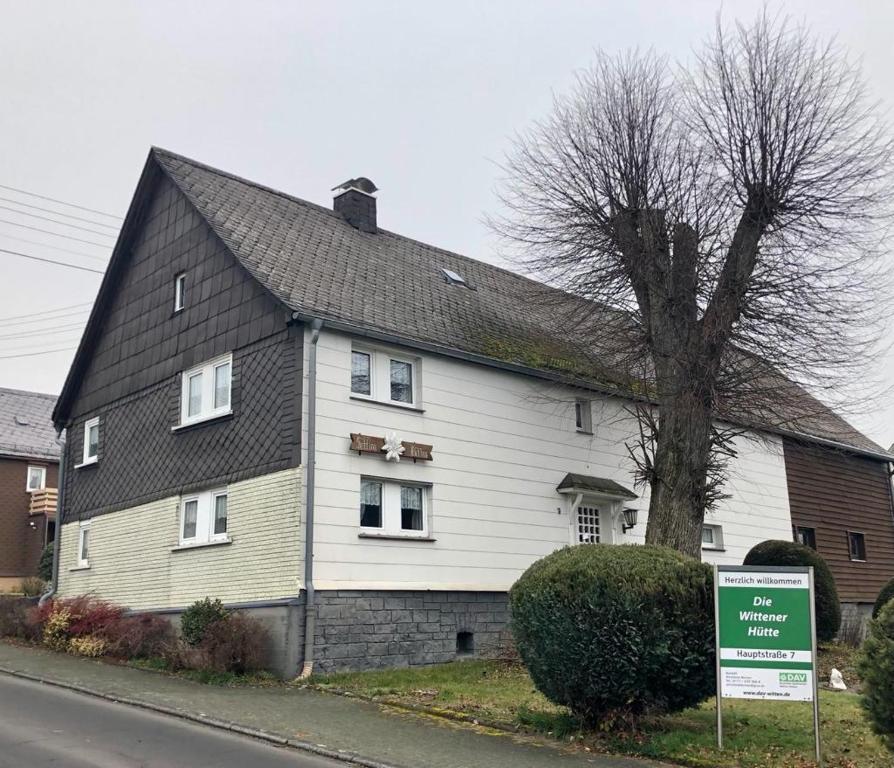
556, 473, 638, 499
0, 388, 59, 460
53, 147, 892, 461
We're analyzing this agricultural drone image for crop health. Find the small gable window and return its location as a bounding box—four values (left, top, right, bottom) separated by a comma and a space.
174, 273, 186, 312
574, 399, 592, 433
26, 465, 46, 492
80, 417, 99, 466
179, 354, 233, 426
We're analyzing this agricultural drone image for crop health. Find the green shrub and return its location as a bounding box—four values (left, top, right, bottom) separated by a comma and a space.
858, 600, 894, 752
510, 545, 715, 726
180, 598, 228, 646
38, 543, 53, 582
743, 540, 841, 642
873, 577, 894, 619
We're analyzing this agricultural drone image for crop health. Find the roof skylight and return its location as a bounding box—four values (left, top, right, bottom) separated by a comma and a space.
441, 268, 466, 286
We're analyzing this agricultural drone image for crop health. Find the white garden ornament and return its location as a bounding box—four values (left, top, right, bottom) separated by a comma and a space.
829, 668, 847, 691
382, 432, 405, 462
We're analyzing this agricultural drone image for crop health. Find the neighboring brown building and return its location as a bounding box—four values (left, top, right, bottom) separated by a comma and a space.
0, 388, 59, 591
784, 437, 894, 628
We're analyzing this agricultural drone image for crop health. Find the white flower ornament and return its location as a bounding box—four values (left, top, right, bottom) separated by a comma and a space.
382, 432, 405, 462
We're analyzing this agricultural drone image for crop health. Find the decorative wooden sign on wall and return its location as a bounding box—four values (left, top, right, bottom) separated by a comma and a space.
349, 433, 433, 462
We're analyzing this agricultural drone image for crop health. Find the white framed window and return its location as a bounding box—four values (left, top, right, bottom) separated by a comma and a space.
77, 522, 91, 568
174, 272, 186, 312
179, 488, 229, 545
26, 465, 46, 492
359, 477, 429, 537
701, 524, 724, 550
350, 347, 419, 407
81, 417, 99, 465
179, 354, 232, 426
574, 399, 592, 433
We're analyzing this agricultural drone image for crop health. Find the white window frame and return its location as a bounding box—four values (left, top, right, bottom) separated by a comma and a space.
701, 523, 724, 550
359, 477, 430, 538
178, 353, 233, 427
174, 272, 186, 312
81, 417, 100, 465
77, 522, 91, 568
350, 346, 419, 408
574, 398, 592, 433
26, 465, 46, 492
179, 487, 229, 546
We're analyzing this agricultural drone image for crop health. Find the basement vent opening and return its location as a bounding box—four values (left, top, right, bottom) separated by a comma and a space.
440, 268, 466, 286
456, 631, 475, 656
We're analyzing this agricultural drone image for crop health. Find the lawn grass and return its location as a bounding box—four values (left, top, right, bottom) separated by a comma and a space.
313, 655, 888, 767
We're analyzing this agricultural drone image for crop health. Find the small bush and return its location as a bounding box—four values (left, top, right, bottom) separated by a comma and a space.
69, 635, 108, 657
0, 596, 31, 638
38, 542, 54, 582
201, 613, 270, 674
873, 577, 894, 619
858, 600, 894, 752
19, 577, 46, 598
43, 606, 72, 651
743, 540, 841, 642
105, 613, 174, 659
510, 545, 715, 726
180, 597, 228, 646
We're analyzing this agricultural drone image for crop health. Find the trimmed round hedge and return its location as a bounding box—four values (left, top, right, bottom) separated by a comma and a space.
743, 540, 840, 642
858, 600, 894, 753
873, 577, 894, 619
509, 545, 714, 726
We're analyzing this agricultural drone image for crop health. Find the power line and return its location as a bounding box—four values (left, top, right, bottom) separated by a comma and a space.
0, 301, 91, 323
0, 183, 121, 220
0, 247, 106, 274
0, 196, 120, 230
0, 322, 86, 340
0, 204, 118, 238
0, 346, 77, 360
0, 219, 112, 248
0, 232, 108, 263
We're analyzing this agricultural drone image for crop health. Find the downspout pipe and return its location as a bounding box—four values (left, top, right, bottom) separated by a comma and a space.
299, 318, 324, 678
39, 433, 66, 607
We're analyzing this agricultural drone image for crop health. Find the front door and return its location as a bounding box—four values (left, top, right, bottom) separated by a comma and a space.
576, 505, 601, 544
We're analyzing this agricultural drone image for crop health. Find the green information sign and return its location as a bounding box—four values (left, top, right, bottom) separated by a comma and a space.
713, 565, 821, 762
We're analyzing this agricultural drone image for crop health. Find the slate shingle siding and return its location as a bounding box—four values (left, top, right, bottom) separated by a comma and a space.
62, 176, 302, 521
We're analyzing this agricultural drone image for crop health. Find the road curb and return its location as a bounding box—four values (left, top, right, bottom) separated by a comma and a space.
0, 665, 402, 768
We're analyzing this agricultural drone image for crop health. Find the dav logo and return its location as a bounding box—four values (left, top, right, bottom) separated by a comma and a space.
779, 672, 808, 683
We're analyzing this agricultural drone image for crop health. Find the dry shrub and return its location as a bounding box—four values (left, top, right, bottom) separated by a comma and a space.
105, 613, 174, 659
201, 613, 269, 674
0, 596, 33, 638
19, 577, 46, 598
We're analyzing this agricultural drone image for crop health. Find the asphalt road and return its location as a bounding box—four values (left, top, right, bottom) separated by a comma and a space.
0, 673, 343, 768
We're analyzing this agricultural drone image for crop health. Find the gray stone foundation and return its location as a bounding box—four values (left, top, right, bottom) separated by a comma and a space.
310, 590, 511, 673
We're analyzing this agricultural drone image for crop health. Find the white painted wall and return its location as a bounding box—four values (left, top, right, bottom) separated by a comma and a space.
57, 467, 302, 609
306, 329, 793, 591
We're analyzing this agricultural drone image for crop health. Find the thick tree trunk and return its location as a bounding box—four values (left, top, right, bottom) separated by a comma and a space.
644, 388, 714, 559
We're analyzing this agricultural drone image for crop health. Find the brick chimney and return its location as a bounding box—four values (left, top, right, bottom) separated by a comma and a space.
332, 177, 378, 233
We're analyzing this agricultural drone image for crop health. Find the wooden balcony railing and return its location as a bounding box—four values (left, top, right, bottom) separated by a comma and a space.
29, 488, 58, 519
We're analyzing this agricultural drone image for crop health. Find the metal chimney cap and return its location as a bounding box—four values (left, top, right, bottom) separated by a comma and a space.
332, 177, 378, 195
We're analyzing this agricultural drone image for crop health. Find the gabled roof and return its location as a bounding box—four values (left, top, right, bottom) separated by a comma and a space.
0, 388, 59, 461
53, 147, 892, 461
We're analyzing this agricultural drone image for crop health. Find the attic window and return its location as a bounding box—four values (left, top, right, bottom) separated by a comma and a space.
441, 268, 466, 286
174, 272, 186, 312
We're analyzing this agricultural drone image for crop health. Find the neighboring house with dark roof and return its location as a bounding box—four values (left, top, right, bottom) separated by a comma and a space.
50, 148, 894, 674
0, 388, 59, 590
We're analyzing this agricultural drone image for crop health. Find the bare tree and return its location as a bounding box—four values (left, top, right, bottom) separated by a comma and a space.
494, 12, 892, 558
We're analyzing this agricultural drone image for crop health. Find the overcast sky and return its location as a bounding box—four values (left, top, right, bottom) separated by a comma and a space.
1, 0, 892, 448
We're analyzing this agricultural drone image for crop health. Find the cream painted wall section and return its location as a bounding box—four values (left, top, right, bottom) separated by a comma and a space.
58, 467, 302, 609
306, 329, 793, 591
